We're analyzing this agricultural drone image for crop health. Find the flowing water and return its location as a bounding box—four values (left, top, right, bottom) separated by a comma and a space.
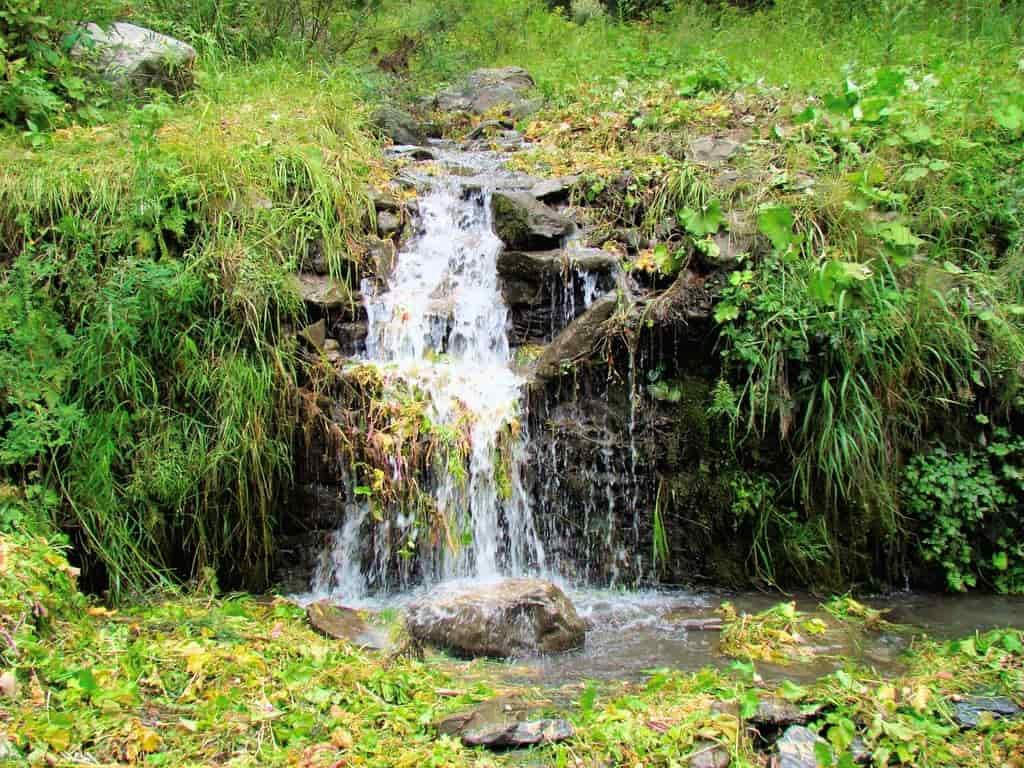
308, 142, 546, 601
302, 141, 1024, 686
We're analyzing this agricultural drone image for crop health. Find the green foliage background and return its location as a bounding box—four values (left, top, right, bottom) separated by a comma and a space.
2, 0, 1024, 595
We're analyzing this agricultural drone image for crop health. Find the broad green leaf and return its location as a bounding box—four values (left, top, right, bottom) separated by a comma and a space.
757, 205, 795, 251
678, 199, 724, 236
714, 303, 740, 323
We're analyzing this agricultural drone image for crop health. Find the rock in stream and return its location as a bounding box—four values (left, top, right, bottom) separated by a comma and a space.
406, 578, 586, 658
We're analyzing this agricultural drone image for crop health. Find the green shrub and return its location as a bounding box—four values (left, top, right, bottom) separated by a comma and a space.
0, 0, 115, 128
902, 429, 1024, 593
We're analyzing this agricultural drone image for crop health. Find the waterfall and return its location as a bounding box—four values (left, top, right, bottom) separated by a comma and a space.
311, 154, 546, 600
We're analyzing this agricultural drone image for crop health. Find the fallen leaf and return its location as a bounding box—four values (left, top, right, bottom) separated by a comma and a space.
0, 670, 18, 698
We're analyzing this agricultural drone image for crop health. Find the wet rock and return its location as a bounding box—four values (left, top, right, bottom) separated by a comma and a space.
952, 695, 1022, 728
296, 274, 352, 310
497, 248, 618, 281
371, 105, 426, 146
492, 192, 574, 250
434, 66, 537, 115
299, 319, 328, 351
406, 578, 586, 658
773, 725, 825, 768
306, 601, 391, 651
688, 136, 743, 166
438, 699, 574, 749
377, 210, 401, 237
366, 237, 397, 280
530, 175, 581, 203
332, 321, 369, 355
76, 22, 196, 94
532, 293, 618, 381
689, 740, 730, 768
749, 697, 821, 727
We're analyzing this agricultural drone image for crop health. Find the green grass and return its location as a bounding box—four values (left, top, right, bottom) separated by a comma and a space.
0, 61, 380, 595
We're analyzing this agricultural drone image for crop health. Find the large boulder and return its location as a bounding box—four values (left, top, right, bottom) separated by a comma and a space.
434, 67, 540, 116
406, 578, 586, 658
77, 23, 196, 94
491, 192, 574, 250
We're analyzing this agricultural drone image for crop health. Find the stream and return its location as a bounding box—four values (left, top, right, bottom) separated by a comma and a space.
300, 135, 1024, 688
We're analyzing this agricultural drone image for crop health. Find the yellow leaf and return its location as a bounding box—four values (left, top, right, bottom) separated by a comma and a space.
139, 728, 161, 753
87, 606, 117, 617
911, 685, 931, 713
181, 642, 210, 675
331, 728, 354, 750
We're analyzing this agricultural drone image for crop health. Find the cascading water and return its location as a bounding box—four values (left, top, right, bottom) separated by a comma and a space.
310, 147, 546, 600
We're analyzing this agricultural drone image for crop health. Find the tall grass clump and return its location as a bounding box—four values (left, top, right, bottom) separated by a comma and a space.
0, 65, 376, 596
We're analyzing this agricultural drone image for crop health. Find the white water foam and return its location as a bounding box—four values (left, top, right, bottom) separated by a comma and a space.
309, 152, 546, 601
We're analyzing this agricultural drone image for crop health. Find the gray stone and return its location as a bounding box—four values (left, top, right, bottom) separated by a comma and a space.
491, 191, 574, 250
530, 175, 581, 202
497, 248, 618, 281
406, 577, 586, 658
689, 740, 730, 768
437, 697, 573, 749
462, 718, 574, 748
750, 697, 821, 727
377, 210, 401, 237
774, 725, 825, 768
77, 22, 196, 94
688, 136, 743, 166
306, 601, 390, 651
295, 274, 352, 310
299, 319, 327, 351
952, 695, 1022, 728
435, 67, 537, 115
370, 191, 401, 213
532, 293, 618, 381
371, 105, 426, 146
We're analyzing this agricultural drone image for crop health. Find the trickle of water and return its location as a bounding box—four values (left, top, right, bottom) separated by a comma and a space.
312, 149, 546, 599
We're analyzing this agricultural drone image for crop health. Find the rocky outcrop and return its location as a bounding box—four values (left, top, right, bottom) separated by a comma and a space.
434, 67, 540, 116
77, 23, 196, 94
371, 105, 426, 146
406, 578, 586, 658
491, 191, 574, 250
531, 292, 618, 381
